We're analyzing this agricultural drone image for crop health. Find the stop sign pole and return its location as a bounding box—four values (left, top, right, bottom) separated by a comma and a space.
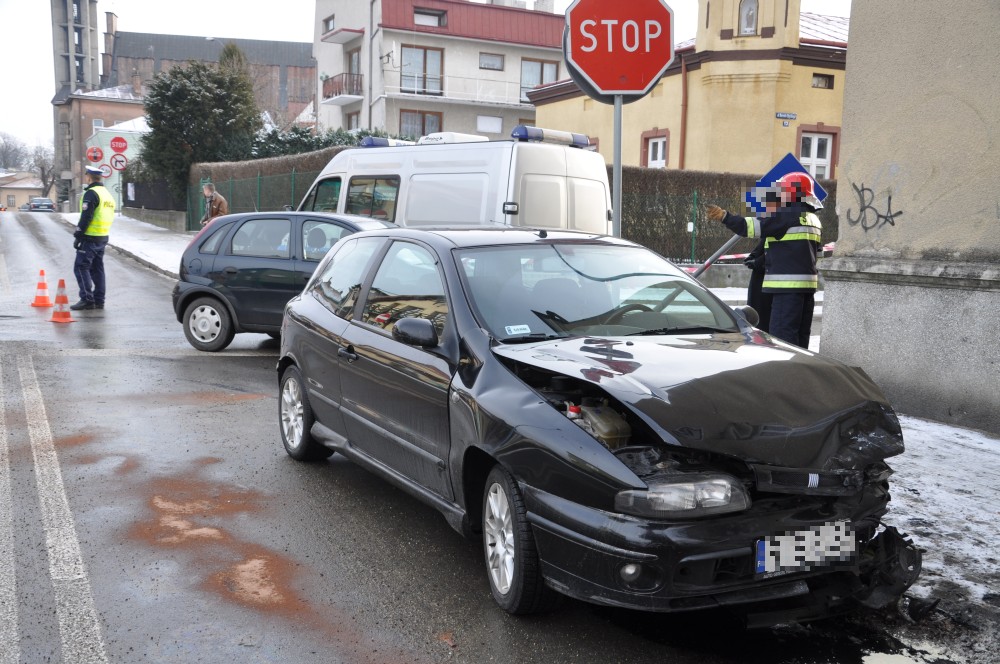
563, 0, 675, 236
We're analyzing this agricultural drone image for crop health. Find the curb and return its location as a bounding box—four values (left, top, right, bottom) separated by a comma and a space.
57, 213, 180, 280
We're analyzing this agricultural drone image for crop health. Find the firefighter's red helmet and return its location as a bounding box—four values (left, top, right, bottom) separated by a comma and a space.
775, 172, 822, 209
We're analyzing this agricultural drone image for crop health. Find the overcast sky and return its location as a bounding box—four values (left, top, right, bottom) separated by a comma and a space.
0, 0, 849, 150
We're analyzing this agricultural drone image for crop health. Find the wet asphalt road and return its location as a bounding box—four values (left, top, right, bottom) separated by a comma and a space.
0, 211, 992, 664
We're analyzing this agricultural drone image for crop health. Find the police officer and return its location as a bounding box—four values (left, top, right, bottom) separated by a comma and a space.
707, 172, 823, 348
71, 165, 116, 310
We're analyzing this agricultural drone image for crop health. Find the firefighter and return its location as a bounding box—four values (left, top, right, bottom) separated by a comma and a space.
706, 172, 823, 348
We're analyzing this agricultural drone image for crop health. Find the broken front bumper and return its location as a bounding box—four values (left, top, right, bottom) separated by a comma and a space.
523, 484, 921, 625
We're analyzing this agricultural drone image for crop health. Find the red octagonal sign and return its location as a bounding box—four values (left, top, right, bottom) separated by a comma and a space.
565, 0, 675, 97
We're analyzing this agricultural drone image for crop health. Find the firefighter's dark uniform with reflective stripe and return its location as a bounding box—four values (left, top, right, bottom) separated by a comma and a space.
722, 204, 821, 348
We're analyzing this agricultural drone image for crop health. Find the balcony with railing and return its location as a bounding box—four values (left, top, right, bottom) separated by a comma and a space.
383, 71, 530, 108
321, 73, 364, 106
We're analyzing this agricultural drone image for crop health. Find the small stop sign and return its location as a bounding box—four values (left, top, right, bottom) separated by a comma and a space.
110, 136, 128, 153
565, 0, 675, 98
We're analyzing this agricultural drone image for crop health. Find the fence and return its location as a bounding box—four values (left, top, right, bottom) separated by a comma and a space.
186, 169, 321, 230
185, 164, 840, 262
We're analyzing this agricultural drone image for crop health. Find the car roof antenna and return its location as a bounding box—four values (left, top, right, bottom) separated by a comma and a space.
536, 229, 547, 238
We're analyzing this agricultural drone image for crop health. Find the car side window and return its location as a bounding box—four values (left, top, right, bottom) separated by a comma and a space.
301, 177, 341, 212
362, 242, 448, 337
311, 237, 382, 319
199, 224, 230, 254
302, 220, 348, 261
230, 218, 291, 258
346, 176, 399, 222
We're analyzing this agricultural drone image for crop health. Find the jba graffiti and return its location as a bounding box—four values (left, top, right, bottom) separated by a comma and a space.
847, 182, 903, 231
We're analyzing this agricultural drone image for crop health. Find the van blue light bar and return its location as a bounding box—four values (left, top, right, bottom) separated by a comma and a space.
511, 125, 591, 149
359, 136, 415, 147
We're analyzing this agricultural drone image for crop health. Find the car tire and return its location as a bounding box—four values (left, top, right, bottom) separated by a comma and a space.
279, 366, 333, 462
482, 466, 559, 614
183, 297, 235, 352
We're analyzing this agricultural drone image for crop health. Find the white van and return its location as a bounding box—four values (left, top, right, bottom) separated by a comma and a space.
296, 126, 611, 234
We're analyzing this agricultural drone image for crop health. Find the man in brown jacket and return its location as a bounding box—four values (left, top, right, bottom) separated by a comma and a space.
199, 183, 229, 226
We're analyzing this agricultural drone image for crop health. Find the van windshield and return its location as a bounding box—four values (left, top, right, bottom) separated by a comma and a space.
301, 177, 341, 213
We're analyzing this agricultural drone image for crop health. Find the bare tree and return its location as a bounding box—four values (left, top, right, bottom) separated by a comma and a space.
32, 145, 57, 198
0, 132, 31, 170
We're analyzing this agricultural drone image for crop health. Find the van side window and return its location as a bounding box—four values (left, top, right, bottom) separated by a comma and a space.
346, 176, 400, 222
302, 177, 342, 212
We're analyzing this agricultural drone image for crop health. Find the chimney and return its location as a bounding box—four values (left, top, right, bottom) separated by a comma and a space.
534, 0, 555, 12
131, 70, 142, 96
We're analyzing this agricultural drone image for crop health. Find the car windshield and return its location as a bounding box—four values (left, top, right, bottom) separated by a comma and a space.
457, 242, 739, 342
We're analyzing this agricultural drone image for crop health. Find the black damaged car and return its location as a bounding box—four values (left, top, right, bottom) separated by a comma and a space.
277, 227, 920, 624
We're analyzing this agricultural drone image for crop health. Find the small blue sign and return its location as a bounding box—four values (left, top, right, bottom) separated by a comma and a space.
775, 112, 797, 120
744, 153, 828, 214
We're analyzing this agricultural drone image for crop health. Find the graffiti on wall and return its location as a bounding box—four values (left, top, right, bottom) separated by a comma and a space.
847, 182, 903, 231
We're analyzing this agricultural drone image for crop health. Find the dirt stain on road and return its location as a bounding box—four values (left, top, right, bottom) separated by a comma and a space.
128, 460, 422, 664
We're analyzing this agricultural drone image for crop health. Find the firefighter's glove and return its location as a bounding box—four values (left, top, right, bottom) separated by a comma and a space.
706, 204, 727, 223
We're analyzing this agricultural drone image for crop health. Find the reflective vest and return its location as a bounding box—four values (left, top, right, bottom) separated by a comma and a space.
731, 210, 822, 292
80, 184, 115, 236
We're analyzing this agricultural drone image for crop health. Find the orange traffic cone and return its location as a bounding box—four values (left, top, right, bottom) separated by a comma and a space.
30, 269, 54, 307
48, 279, 76, 324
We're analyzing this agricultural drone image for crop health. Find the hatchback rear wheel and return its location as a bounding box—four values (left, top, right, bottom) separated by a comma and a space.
183, 297, 235, 352
482, 466, 559, 614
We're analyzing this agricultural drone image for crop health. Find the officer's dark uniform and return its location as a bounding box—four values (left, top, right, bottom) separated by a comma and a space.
72, 177, 116, 310
721, 203, 822, 348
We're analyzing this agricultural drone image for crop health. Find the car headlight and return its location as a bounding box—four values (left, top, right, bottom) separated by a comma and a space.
615, 473, 751, 519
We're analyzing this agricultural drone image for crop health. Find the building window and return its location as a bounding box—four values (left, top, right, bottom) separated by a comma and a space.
322, 15, 335, 33
347, 48, 361, 75
401, 46, 443, 95
812, 73, 834, 89
414, 9, 447, 27
800, 132, 833, 179
92, 119, 103, 135
738, 0, 758, 36
346, 111, 360, 131
479, 53, 504, 71
400, 110, 442, 138
520, 59, 558, 101
476, 115, 503, 134
640, 128, 669, 168
6, 195, 15, 208
648, 138, 666, 168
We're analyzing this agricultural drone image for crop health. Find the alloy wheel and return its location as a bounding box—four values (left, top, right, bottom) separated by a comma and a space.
484, 482, 515, 595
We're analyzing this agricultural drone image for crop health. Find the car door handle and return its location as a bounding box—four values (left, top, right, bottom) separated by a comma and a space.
338, 346, 358, 362
223, 266, 238, 275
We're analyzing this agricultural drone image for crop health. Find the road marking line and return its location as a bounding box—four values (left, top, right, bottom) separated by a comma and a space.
17, 356, 109, 664
0, 254, 11, 295
0, 358, 21, 664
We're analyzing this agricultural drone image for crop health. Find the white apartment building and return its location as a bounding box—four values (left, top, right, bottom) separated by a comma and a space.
313, 0, 562, 138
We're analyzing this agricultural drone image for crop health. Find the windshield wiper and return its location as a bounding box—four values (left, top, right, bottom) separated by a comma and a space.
629, 325, 734, 336
498, 332, 566, 344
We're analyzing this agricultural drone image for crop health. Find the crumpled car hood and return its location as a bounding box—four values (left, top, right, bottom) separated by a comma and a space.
493, 332, 903, 470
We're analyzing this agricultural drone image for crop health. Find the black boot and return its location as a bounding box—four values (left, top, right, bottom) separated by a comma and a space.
70, 300, 95, 310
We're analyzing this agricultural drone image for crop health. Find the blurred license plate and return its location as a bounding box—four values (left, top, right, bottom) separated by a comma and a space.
755, 521, 856, 577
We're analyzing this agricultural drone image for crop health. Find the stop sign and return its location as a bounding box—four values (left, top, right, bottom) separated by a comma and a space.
110, 136, 128, 153
565, 0, 675, 97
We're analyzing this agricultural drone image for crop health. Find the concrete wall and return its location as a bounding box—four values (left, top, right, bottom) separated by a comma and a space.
820, 2, 1000, 433
122, 207, 187, 233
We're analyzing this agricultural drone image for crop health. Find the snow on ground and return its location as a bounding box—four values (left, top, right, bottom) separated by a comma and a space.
889, 416, 1000, 606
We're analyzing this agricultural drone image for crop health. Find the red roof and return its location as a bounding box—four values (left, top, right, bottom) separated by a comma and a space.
381, 0, 563, 49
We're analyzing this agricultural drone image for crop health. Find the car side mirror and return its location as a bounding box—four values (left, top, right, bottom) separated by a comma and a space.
283, 204, 294, 211
392, 317, 439, 348
733, 305, 760, 327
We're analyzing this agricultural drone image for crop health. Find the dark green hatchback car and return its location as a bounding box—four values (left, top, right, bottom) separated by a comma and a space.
172, 211, 392, 351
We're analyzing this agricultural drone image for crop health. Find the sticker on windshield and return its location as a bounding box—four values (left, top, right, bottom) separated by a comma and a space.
504, 325, 531, 336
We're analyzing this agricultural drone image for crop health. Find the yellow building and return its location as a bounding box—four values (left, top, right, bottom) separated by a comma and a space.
529, 0, 846, 179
